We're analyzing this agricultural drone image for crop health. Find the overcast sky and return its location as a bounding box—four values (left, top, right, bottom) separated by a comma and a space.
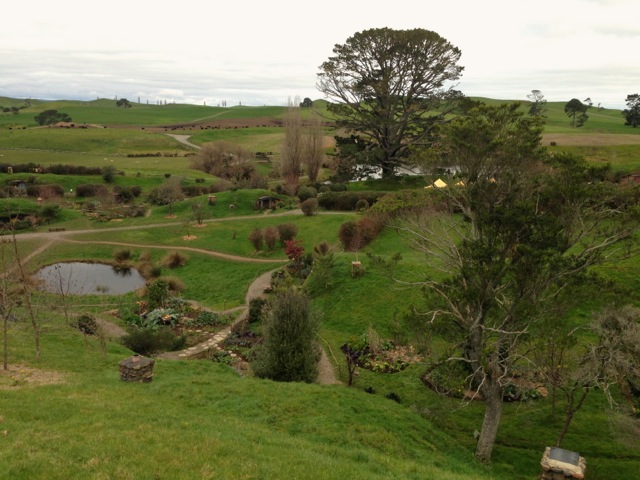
1, 0, 638, 109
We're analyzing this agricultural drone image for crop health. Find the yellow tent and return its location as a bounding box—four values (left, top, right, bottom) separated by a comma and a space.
433, 178, 447, 188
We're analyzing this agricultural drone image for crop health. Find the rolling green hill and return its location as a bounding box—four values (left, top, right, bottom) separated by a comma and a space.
0, 94, 639, 479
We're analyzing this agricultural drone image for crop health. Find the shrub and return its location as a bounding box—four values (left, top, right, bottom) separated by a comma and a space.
145, 278, 171, 309
138, 251, 152, 262
121, 327, 186, 355
252, 289, 320, 383
338, 213, 387, 251
338, 220, 360, 252
162, 276, 185, 293
369, 189, 433, 217
317, 191, 385, 211
76, 184, 109, 198
102, 165, 116, 183
277, 223, 298, 245
162, 251, 188, 269
248, 298, 267, 323
185, 310, 221, 328
263, 226, 279, 251
297, 185, 318, 202
248, 228, 264, 251
138, 262, 162, 279
300, 198, 318, 216
75, 314, 99, 335
355, 198, 369, 211
26, 184, 65, 198
39, 204, 60, 222
357, 213, 387, 245
113, 248, 133, 263
145, 308, 180, 328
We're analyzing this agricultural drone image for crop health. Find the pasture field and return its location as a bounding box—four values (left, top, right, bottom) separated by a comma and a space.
0, 97, 639, 479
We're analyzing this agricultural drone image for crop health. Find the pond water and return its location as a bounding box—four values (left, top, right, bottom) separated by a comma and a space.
35, 262, 146, 295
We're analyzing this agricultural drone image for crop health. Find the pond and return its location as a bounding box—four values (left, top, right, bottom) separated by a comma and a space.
35, 262, 146, 295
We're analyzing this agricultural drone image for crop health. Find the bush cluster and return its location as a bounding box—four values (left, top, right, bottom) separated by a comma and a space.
338, 213, 388, 251
318, 191, 385, 211
76, 184, 110, 198
25, 184, 65, 198
248, 223, 299, 252
121, 327, 186, 356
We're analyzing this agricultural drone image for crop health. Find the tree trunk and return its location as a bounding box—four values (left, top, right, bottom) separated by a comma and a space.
557, 388, 589, 447
380, 162, 395, 179
475, 381, 503, 463
2, 316, 7, 370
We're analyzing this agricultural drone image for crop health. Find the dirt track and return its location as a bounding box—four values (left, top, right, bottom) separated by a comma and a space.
542, 133, 640, 146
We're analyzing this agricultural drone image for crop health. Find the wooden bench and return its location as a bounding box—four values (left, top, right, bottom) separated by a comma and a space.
48, 227, 66, 232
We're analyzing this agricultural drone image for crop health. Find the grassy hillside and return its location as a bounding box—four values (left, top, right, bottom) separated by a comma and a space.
1, 95, 639, 479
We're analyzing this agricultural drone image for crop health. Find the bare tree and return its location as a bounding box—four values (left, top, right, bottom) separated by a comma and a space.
303, 109, 325, 183
281, 106, 303, 196
552, 306, 640, 447
2, 228, 44, 361
191, 141, 253, 181
0, 236, 17, 370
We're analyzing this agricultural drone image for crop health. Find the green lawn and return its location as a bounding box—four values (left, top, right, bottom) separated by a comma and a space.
1, 97, 639, 479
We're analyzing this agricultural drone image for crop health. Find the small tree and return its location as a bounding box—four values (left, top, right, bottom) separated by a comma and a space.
0, 236, 17, 370
191, 201, 204, 225
564, 98, 589, 128
305, 241, 335, 292
303, 110, 325, 182
248, 228, 264, 251
263, 226, 278, 251
115, 98, 132, 109
300, 197, 318, 216
102, 165, 117, 183
552, 306, 640, 447
34, 109, 72, 126
281, 106, 303, 195
622, 93, 640, 128
527, 89, 547, 117
252, 288, 320, 382
277, 223, 298, 245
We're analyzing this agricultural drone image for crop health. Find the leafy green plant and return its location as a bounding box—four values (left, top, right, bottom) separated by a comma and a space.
184, 310, 222, 328
121, 327, 186, 355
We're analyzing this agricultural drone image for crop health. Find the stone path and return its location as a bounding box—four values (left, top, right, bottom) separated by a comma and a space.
156, 270, 341, 385
157, 270, 273, 361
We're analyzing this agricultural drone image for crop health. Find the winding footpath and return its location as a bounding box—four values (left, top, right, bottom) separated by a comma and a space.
10, 212, 341, 385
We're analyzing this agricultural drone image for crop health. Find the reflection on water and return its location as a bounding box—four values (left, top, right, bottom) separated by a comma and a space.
36, 262, 146, 295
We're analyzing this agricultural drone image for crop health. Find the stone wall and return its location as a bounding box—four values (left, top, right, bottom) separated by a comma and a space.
119, 355, 155, 383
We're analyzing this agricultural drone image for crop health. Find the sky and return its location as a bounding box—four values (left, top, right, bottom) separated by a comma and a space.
1, 0, 638, 109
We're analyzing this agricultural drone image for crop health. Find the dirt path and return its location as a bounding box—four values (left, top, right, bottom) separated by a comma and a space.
164, 133, 201, 149
61, 238, 286, 264
10, 212, 339, 385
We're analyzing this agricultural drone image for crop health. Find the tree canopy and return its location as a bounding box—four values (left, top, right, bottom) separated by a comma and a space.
398, 102, 638, 462
33, 109, 72, 126
564, 98, 589, 128
527, 89, 547, 117
116, 98, 132, 109
317, 27, 464, 178
622, 93, 640, 128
